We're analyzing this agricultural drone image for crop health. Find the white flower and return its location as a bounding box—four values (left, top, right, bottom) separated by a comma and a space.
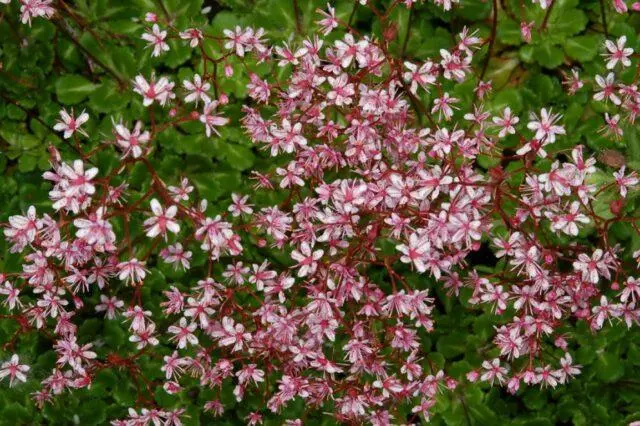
593, 73, 621, 105
290, 242, 324, 277
492, 107, 519, 138
144, 199, 180, 238
179, 28, 203, 48
114, 121, 150, 159
141, 24, 169, 57
200, 101, 230, 137
527, 108, 565, 143
117, 258, 148, 284
604, 36, 633, 69
0, 355, 30, 387
53, 109, 89, 139
183, 74, 211, 105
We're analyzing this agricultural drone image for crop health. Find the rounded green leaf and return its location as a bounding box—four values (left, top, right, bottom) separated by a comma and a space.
565, 35, 603, 62
55, 75, 97, 104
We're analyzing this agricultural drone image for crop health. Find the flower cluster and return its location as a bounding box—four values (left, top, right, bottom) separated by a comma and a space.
1, 0, 640, 425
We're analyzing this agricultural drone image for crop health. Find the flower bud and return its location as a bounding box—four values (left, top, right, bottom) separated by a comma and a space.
383, 24, 397, 42
610, 199, 624, 216
554, 337, 568, 350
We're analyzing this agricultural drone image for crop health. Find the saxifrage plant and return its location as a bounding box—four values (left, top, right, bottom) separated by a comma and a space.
1, 0, 640, 425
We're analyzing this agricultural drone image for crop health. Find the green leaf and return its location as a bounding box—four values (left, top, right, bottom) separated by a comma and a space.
192, 171, 242, 201
218, 143, 256, 171
18, 153, 38, 172
55, 75, 97, 104
2, 402, 32, 424
533, 42, 564, 69
491, 88, 523, 113
89, 80, 131, 113
77, 399, 107, 426
548, 8, 587, 37
104, 320, 126, 347
565, 35, 603, 62
457, 0, 491, 20
595, 352, 624, 382
436, 333, 467, 358
497, 19, 523, 45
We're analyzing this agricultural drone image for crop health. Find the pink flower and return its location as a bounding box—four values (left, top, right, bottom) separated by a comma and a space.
3, 206, 42, 253
614, 166, 639, 198
114, 121, 150, 159
95, 295, 124, 319
53, 109, 89, 139
19, 0, 55, 25
214, 317, 252, 352
117, 258, 148, 284
520, 21, 534, 43
290, 242, 324, 277
0, 355, 29, 387
327, 73, 355, 106
480, 358, 508, 385
403, 61, 437, 94
133, 74, 175, 106
141, 24, 169, 57
200, 101, 229, 137
228, 193, 254, 216
0, 281, 21, 311
179, 28, 203, 48
223, 26, 251, 57
168, 178, 194, 202
168, 318, 198, 349
183, 74, 211, 105
316, 3, 338, 35
431, 92, 459, 121
604, 36, 633, 69
526, 108, 565, 144
573, 249, 610, 284
492, 107, 519, 138
160, 243, 192, 270
593, 73, 621, 105
129, 323, 159, 349
144, 199, 180, 238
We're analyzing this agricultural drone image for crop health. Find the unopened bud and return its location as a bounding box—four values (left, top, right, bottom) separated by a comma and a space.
383, 24, 398, 42
610, 199, 624, 216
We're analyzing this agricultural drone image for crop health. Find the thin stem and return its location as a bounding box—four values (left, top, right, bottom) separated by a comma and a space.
292, 0, 303, 34
480, 0, 498, 81
540, 0, 557, 31
599, 0, 608, 38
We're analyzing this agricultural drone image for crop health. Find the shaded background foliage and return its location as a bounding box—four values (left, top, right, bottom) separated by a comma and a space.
0, 0, 639, 424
